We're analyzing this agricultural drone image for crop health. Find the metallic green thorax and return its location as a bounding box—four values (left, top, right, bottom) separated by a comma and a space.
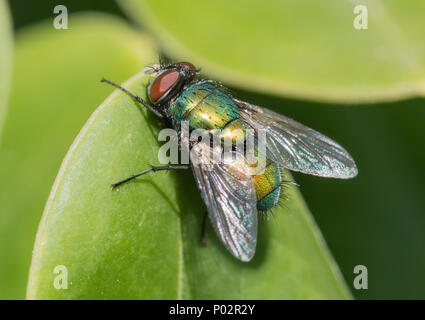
168, 81, 281, 211
169, 81, 237, 129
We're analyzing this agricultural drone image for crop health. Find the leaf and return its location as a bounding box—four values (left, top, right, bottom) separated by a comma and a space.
120, 0, 425, 103
0, 13, 156, 299
27, 71, 351, 299
0, 0, 13, 140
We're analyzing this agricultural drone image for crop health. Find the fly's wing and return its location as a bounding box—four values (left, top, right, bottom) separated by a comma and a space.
191, 142, 258, 262
235, 99, 358, 179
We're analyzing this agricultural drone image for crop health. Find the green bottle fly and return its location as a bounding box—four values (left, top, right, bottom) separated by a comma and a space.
102, 61, 357, 262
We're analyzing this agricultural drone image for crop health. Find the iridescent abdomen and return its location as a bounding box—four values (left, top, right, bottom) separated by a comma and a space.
169, 80, 281, 211
253, 161, 282, 211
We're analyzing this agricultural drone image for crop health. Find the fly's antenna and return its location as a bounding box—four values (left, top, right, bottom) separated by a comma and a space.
100, 78, 163, 118
143, 64, 160, 75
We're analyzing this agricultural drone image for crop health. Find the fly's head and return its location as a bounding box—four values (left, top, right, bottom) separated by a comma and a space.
145, 62, 198, 115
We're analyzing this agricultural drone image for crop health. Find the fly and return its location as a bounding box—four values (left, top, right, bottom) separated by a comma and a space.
101, 61, 357, 262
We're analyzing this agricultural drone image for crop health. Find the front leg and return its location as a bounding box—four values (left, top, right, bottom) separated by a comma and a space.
111, 165, 190, 189
101, 78, 163, 119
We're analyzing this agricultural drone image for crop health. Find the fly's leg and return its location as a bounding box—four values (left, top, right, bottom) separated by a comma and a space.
101, 78, 163, 119
111, 165, 190, 189
200, 210, 208, 247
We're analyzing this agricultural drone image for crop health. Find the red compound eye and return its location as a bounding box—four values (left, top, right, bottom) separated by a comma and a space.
176, 61, 196, 70
149, 69, 180, 102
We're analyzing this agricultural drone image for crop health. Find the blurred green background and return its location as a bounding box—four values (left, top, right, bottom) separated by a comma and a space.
1, 0, 424, 299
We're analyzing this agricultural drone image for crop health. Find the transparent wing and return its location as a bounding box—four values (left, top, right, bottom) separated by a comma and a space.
191, 142, 258, 262
235, 99, 358, 179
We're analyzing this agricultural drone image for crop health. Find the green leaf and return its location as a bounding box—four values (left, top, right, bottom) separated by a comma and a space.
120, 0, 425, 103
0, 0, 13, 140
28, 71, 351, 299
0, 14, 155, 299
